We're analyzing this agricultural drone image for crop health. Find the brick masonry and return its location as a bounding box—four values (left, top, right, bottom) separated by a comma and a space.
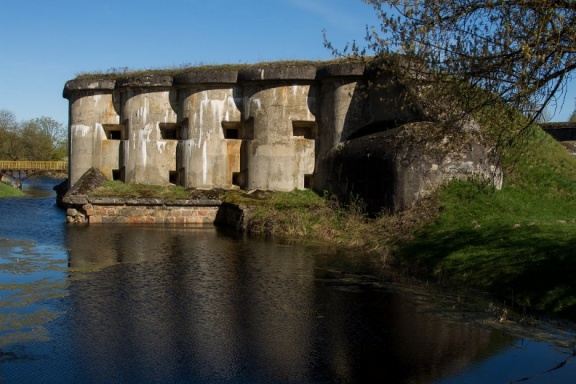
65, 197, 222, 225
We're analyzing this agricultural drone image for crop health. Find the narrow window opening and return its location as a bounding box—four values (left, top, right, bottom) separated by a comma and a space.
169, 171, 178, 184
160, 123, 178, 140
222, 121, 242, 139
232, 172, 241, 187
112, 169, 121, 180
225, 128, 239, 139
292, 121, 317, 140
304, 174, 314, 189
109, 130, 121, 140
103, 124, 125, 140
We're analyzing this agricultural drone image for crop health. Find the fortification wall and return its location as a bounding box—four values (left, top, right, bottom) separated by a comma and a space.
65, 198, 219, 224
63, 60, 501, 214
63, 62, 366, 193
175, 70, 242, 189
66, 79, 119, 183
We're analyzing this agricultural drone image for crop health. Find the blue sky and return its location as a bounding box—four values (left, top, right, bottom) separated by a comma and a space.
0, 0, 380, 125
1, 0, 573, 125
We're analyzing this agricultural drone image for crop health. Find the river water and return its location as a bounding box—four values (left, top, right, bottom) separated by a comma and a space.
1, 178, 575, 383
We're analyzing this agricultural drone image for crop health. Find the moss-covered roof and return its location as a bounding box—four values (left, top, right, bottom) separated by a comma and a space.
73, 59, 354, 81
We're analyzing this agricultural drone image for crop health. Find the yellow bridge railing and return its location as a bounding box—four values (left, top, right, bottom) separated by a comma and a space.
0, 161, 68, 171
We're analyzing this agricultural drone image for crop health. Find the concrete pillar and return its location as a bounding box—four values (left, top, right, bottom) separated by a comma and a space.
63, 79, 120, 187
117, 76, 177, 185
239, 66, 318, 191
174, 70, 242, 189
315, 62, 366, 193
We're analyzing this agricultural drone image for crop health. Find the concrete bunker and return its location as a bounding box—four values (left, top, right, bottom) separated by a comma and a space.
63, 59, 502, 214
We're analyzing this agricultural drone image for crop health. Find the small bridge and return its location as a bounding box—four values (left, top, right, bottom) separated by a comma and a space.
0, 161, 68, 189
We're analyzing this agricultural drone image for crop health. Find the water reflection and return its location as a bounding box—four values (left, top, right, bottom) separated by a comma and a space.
60, 225, 513, 383
3, 181, 575, 383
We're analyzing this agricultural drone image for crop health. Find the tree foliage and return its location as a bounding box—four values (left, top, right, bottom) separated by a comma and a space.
326, 0, 576, 139
0, 110, 67, 161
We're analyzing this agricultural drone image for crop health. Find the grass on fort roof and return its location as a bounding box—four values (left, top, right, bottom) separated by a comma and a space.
90, 181, 191, 200
91, 180, 326, 208
73, 59, 346, 81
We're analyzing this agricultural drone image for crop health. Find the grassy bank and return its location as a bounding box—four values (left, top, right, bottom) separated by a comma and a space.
0, 182, 24, 197
395, 126, 576, 318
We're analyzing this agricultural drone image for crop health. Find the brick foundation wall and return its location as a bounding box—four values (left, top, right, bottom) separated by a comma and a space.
85, 204, 218, 224
65, 197, 221, 225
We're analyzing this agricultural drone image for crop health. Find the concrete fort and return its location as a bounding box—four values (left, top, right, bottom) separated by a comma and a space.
63, 59, 501, 215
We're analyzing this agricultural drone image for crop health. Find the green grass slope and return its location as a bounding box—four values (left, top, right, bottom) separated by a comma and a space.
396, 126, 576, 317
0, 182, 24, 197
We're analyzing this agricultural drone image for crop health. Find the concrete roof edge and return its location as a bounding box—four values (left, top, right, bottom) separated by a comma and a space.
62, 79, 116, 99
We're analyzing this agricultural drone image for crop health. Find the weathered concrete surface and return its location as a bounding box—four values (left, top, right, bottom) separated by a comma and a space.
316, 63, 366, 191
241, 82, 317, 191
65, 79, 120, 185
115, 75, 173, 88
173, 69, 238, 85
117, 75, 177, 185
238, 65, 317, 82
330, 122, 502, 214
178, 85, 242, 188
65, 167, 107, 196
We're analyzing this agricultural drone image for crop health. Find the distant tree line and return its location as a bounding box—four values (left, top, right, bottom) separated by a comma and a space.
0, 109, 67, 161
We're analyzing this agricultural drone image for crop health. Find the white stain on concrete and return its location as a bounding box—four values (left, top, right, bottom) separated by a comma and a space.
134, 122, 153, 167
136, 96, 149, 123
72, 124, 91, 137
95, 123, 106, 141
202, 140, 208, 184
157, 141, 167, 153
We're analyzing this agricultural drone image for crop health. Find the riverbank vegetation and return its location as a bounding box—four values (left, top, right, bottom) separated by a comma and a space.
396, 125, 576, 318
0, 109, 67, 162
0, 181, 24, 197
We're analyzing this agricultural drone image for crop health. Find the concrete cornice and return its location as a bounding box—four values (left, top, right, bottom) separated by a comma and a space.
115, 75, 173, 89
317, 62, 366, 79
63, 60, 373, 98
63, 79, 116, 99
238, 65, 318, 82
173, 69, 239, 86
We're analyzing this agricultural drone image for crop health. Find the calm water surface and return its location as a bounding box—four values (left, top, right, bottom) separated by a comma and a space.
1, 178, 575, 383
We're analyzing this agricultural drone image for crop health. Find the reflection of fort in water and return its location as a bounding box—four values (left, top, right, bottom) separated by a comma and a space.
65, 226, 512, 382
